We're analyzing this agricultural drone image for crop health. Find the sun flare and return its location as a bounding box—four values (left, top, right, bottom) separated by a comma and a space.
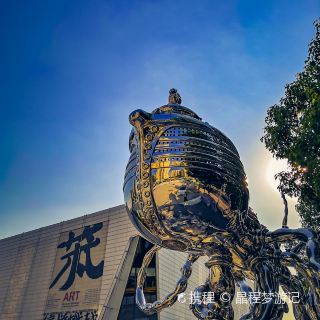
265, 158, 289, 193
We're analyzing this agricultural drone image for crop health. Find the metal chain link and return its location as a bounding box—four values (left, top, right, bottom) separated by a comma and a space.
136, 245, 200, 315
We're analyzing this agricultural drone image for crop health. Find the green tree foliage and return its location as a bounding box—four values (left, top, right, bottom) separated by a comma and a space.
261, 20, 320, 230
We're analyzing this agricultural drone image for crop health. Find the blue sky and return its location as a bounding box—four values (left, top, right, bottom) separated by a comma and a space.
1, 0, 319, 238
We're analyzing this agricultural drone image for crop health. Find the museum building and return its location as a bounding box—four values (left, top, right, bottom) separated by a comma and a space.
0, 205, 247, 320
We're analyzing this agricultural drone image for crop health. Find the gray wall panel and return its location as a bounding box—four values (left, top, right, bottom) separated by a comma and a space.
0, 205, 248, 320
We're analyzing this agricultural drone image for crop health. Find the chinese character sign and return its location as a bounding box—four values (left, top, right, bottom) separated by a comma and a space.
43, 309, 98, 320
50, 223, 105, 291
44, 222, 108, 319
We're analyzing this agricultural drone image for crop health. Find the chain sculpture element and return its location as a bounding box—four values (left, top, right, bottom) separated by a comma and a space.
123, 89, 320, 320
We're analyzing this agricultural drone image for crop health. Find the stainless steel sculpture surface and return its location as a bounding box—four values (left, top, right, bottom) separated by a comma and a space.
123, 89, 320, 319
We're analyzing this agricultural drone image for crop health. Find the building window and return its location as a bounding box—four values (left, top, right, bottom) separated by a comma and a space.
118, 238, 158, 320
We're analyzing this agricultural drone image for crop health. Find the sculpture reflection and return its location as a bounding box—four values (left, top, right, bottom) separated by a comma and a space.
123, 89, 320, 319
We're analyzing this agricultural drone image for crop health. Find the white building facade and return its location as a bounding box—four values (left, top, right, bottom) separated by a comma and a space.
0, 205, 247, 320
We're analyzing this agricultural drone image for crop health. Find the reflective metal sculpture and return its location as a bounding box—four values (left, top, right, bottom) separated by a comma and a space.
123, 89, 320, 319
